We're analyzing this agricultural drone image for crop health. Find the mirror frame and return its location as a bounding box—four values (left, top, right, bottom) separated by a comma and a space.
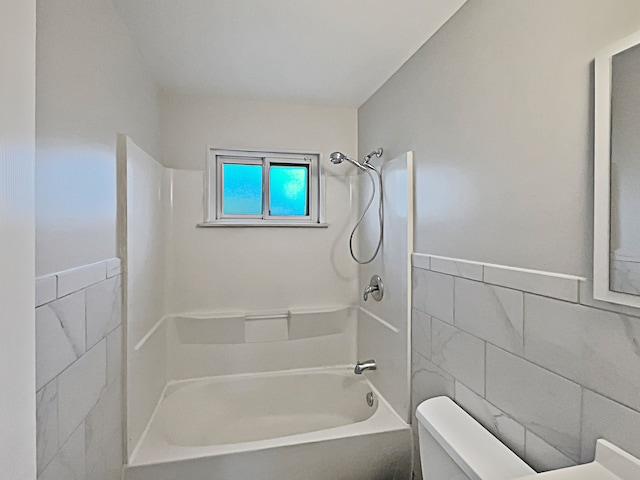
594, 29, 640, 308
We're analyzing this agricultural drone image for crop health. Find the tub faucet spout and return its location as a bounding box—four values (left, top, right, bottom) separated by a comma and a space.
354, 359, 377, 374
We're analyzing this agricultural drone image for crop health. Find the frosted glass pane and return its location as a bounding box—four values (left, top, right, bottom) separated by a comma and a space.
269, 165, 308, 216
223, 163, 263, 215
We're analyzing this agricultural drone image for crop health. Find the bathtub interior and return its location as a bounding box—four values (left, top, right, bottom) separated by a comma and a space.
159, 371, 378, 447
128, 367, 411, 467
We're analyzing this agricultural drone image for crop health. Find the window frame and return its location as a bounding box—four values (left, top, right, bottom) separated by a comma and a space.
203, 148, 324, 227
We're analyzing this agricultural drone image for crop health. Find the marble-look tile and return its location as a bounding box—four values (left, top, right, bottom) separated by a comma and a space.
86, 276, 122, 349
411, 350, 454, 406
431, 319, 485, 395
525, 430, 576, 473
430, 257, 483, 281
106, 258, 122, 278
57, 261, 106, 298
611, 260, 640, 296
37, 381, 58, 475
581, 389, 640, 463
454, 277, 524, 355
484, 266, 579, 302
411, 309, 431, 360
106, 326, 122, 387
36, 298, 84, 390
411, 253, 430, 270
524, 293, 640, 412
454, 381, 525, 458
38, 425, 86, 480
86, 381, 123, 480
49, 292, 86, 355
36, 275, 57, 307
485, 345, 582, 461
412, 269, 454, 324
58, 340, 107, 444
579, 279, 640, 318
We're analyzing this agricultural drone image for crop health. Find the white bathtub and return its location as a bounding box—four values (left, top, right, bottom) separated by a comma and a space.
125, 367, 411, 480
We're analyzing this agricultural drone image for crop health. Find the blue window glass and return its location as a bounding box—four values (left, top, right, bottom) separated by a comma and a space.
222, 163, 263, 215
269, 165, 308, 216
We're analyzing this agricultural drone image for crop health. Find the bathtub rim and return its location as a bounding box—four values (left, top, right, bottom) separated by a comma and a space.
128, 365, 409, 467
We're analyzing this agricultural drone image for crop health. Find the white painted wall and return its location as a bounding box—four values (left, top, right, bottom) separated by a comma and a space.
36, 0, 161, 276
358, 0, 640, 277
161, 93, 359, 313
119, 137, 169, 459
0, 0, 36, 478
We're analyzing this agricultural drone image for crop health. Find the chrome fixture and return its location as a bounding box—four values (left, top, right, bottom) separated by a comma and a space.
363, 148, 383, 163
366, 391, 375, 407
363, 274, 383, 301
354, 359, 377, 374
329, 148, 384, 264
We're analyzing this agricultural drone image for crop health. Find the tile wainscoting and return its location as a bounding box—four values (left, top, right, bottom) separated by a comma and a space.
411, 254, 640, 479
35, 259, 123, 480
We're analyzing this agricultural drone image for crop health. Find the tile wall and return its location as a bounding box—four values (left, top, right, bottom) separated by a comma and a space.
411, 254, 640, 479
35, 259, 123, 480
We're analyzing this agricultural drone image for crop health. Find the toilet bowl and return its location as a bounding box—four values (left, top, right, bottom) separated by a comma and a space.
416, 396, 535, 480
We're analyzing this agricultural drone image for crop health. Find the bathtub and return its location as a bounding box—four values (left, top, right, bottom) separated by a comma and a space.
125, 367, 411, 480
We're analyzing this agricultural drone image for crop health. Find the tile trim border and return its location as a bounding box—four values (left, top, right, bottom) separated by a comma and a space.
412, 253, 640, 317
413, 253, 585, 303
36, 258, 122, 307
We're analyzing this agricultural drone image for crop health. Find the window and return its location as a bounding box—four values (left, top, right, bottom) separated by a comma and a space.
203, 149, 323, 226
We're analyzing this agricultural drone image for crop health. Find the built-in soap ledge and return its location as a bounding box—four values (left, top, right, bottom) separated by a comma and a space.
171, 306, 355, 345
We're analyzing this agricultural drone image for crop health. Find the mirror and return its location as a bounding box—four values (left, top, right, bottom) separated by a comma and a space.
594, 30, 640, 308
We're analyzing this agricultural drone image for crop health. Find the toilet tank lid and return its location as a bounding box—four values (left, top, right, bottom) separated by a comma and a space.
416, 397, 535, 480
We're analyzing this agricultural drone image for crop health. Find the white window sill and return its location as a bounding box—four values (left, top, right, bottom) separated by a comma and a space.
197, 222, 329, 228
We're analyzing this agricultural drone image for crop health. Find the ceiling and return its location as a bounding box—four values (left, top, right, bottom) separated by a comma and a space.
113, 0, 467, 108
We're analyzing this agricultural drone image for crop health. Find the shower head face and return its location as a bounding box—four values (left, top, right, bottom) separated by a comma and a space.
329, 151, 347, 164
329, 152, 365, 170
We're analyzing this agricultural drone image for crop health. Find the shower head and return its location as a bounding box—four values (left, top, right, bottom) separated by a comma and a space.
363, 148, 383, 163
329, 151, 366, 170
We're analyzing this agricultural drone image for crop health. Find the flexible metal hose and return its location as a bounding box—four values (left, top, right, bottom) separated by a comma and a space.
349, 163, 384, 264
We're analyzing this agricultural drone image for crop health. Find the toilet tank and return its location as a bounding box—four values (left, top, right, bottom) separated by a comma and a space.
416, 397, 535, 480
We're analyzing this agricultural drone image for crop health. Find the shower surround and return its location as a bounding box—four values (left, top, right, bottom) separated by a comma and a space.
118, 136, 413, 478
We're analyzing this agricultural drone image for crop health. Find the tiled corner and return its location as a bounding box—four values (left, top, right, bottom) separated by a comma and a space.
581, 389, 640, 463
411, 349, 454, 404
430, 257, 483, 281
524, 293, 640, 412
485, 345, 582, 461
86, 380, 123, 480
483, 265, 580, 302
36, 275, 57, 307
431, 318, 485, 395
524, 430, 576, 473
86, 276, 122, 349
412, 268, 454, 323
36, 381, 59, 475
454, 277, 524, 355
411, 253, 430, 270
57, 340, 107, 444
107, 326, 123, 387
411, 309, 431, 360
106, 258, 122, 278
57, 262, 107, 298
454, 381, 525, 458
36, 258, 123, 480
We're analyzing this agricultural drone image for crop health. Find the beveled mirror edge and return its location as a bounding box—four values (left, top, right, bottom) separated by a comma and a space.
593, 29, 640, 308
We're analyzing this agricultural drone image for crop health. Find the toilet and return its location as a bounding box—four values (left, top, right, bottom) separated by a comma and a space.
416, 396, 535, 480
